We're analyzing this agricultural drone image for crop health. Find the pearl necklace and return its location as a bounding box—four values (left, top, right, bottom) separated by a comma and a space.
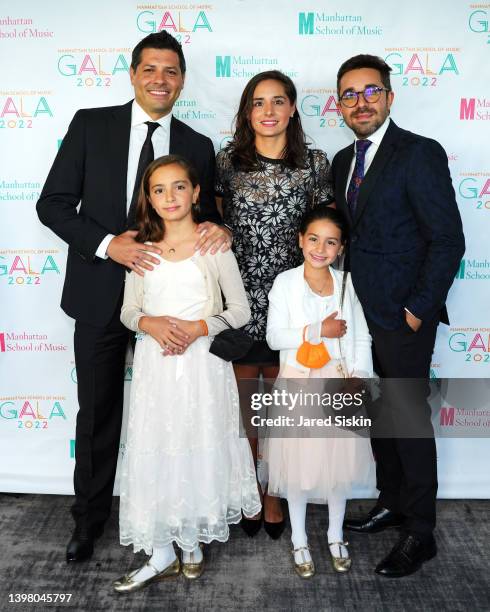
161, 233, 194, 255
162, 239, 176, 254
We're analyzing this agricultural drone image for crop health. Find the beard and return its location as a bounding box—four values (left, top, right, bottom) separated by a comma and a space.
347, 106, 389, 138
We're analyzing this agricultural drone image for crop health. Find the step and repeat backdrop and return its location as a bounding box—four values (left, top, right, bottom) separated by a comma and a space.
1, 1, 489, 497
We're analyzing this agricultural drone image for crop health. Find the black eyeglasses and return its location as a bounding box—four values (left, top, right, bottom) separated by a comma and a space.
339, 86, 390, 108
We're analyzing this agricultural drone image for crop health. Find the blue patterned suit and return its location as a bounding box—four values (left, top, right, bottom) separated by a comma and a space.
332, 119, 465, 537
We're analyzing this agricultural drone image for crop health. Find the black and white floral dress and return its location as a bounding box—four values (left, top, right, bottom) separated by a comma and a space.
215, 148, 334, 364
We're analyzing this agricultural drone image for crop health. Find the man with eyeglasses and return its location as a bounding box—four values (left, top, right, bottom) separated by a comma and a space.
331, 55, 465, 577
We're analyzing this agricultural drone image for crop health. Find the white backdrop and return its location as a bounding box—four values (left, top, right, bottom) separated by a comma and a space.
1, 1, 489, 497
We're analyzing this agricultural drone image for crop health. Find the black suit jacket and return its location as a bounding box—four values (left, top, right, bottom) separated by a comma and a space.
37, 100, 221, 327
331, 119, 465, 330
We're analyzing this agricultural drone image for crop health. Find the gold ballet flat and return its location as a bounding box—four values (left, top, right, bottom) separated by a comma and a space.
113, 557, 180, 593
182, 544, 204, 580
292, 545, 316, 579
329, 541, 352, 573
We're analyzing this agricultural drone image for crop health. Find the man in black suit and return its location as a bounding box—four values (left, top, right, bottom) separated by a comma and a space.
37, 31, 230, 562
331, 55, 465, 577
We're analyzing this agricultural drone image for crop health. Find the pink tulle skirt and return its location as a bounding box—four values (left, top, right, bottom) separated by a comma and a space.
261, 360, 375, 503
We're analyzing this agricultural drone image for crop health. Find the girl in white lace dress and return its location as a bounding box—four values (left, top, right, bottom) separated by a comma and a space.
114, 155, 260, 593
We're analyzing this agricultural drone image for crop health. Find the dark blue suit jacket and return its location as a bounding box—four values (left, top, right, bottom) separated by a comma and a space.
331, 119, 465, 330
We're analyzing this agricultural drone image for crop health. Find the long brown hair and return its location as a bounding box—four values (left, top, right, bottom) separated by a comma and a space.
135, 154, 200, 243
229, 70, 308, 171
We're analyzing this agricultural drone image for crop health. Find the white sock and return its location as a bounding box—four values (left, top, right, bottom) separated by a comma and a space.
327, 492, 348, 558
182, 544, 203, 564
131, 544, 176, 582
288, 493, 311, 564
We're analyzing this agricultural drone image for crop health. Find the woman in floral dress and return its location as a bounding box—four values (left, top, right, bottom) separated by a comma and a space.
215, 70, 334, 537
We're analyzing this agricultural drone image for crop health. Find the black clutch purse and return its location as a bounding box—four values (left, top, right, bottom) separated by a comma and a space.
209, 315, 253, 362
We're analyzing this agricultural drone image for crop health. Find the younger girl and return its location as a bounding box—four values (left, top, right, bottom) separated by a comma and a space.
114, 155, 260, 592
265, 207, 374, 577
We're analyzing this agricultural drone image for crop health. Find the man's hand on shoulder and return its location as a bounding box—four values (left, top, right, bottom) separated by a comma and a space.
106, 230, 162, 276
194, 222, 232, 256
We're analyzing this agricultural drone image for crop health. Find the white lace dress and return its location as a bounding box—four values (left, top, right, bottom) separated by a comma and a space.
119, 256, 261, 554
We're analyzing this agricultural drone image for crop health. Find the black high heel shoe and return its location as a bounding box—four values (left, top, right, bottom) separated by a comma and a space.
263, 518, 286, 540
263, 495, 286, 539
240, 513, 263, 537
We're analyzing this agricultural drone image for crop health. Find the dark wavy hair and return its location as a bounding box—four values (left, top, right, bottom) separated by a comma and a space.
135, 155, 199, 242
228, 70, 308, 171
336, 54, 392, 95
131, 31, 186, 75
299, 206, 349, 244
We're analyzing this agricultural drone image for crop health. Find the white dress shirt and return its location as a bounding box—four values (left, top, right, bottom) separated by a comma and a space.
95, 101, 172, 259
344, 115, 391, 199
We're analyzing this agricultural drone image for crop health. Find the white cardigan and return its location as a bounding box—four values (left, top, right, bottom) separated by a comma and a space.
120, 249, 250, 336
266, 264, 373, 378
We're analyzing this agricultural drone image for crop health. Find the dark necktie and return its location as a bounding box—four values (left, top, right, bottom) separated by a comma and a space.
127, 121, 160, 229
346, 139, 372, 216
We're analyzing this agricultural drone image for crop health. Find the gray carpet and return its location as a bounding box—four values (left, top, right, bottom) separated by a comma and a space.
0, 494, 488, 611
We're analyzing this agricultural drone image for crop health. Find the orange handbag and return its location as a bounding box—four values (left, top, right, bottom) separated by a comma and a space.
296, 325, 331, 369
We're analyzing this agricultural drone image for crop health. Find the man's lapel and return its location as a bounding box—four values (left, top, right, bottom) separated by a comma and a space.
108, 101, 132, 228
169, 116, 187, 157
353, 119, 400, 225
336, 143, 355, 223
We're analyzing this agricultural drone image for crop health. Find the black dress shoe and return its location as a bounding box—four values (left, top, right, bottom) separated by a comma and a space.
240, 514, 262, 537
375, 533, 437, 577
264, 518, 285, 540
66, 523, 103, 563
343, 505, 404, 534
